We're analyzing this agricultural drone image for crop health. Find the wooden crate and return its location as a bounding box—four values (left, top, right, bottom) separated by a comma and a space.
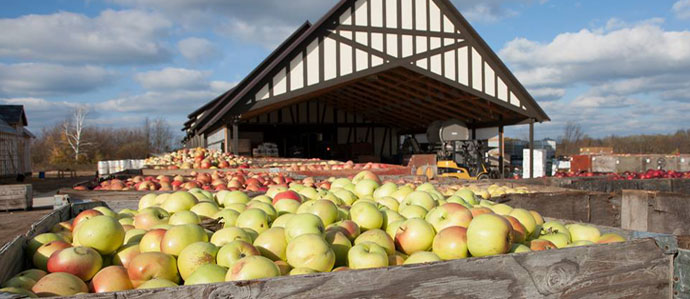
0, 200, 684, 298
0, 184, 31, 211
622, 190, 690, 235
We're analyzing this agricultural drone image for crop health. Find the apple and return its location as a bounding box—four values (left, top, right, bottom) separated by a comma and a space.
388, 252, 407, 266
31, 273, 88, 297
134, 207, 170, 230
274, 260, 292, 276
510, 243, 531, 253
402, 251, 441, 265
93, 206, 118, 218
213, 209, 240, 227
119, 219, 135, 227
285, 213, 325, 241
304, 199, 338, 226
354, 179, 380, 198
385, 220, 404, 239
161, 191, 198, 213
139, 229, 167, 253
530, 210, 545, 226
508, 209, 537, 236
184, 264, 228, 285
332, 266, 350, 272
127, 252, 179, 287
401, 191, 437, 211
350, 202, 383, 231
454, 189, 479, 205
347, 242, 388, 269
466, 214, 512, 257
566, 240, 595, 247
567, 224, 601, 243
246, 201, 278, 222
373, 182, 398, 199
136, 278, 177, 289
1, 276, 36, 290
91, 266, 133, 293
236, 208, 270, 234
253, 227, 288, 261
352, 170, 381, 185
190, 202, 220, 220
33, 241, 72, 271
274, 198, 301, 215
390, 186, 414, 203
298, 188, 319, 201
211, 227, 253, 246
470, 207, 493, 218
76, 215, 125, 255
425, 203, 473, 233
328, 220, 360, 241
26, 233, 65, 259
220, 191, 250, 206
138, 193, 159, 210
124, 229, 147, 245
325, 229, 352, 267
271, 213, 295, 228
504, 215, 527, 244
381, 208, 405, 230
0, 287, 37, 297
225, 256, 280, 281
432, 226, 468, 260
490, 204, 513, 216
47, 246, 102, 281
540, 221, 571, 240
177, 242, 219, 280
539, 232, 570, 248
160, 224, 208, 257
399, 205, 428, 219
217, 240, 261, 268
330, 178, 353, 190
529, 239, 557, 251
113, 243, 141, 268
72, 209, 103, 229
266, 186, 289, 199
289, 268, 318, 275
395, 218, 436, 255
354, 229, 395, 256
376, 197, 400, 212
168, 210, 201, 225
331, 188, 357, 205
286, 234, 335, 272
597, 233, 626, 244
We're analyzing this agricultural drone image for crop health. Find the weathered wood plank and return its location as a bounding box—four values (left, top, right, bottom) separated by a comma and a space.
68, 239, 670, 299
621, 190, 649, 232
622, 190, 690, 235
0, 185, 32, 211
501, 191, 621, 227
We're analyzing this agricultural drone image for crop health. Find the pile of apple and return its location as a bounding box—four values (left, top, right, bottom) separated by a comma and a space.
146, 148, 253, 170
78, 170, 299, 192
267, 161, 402, 173
554, 169, 690, 180
4, 171, 625, 297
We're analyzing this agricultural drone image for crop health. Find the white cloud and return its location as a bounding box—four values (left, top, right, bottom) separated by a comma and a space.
96, 90, 219, 114
0, 97, 84, 129
0, 9, 173, 64
673, 0, 690, 19
571, 95, 638, 109
528, 87, 566, 101
178, 37, 221, 63
135, 68, 211, 91
210, 81, 237, 92
0, 63, 115, 97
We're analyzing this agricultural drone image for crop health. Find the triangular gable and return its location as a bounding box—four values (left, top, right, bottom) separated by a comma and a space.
198, 0, 548, 134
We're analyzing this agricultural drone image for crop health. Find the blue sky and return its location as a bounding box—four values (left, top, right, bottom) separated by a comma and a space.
1, 0, 689, 141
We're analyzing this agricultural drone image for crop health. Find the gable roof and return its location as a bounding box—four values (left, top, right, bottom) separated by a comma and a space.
0, 105, 28, 127
193, 0, 549, 135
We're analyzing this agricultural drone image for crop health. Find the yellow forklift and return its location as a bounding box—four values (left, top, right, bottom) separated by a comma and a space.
407, 120, 494, 180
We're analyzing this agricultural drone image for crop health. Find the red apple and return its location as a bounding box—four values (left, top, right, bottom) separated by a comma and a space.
272, 190, 302, 205
91, 266, 133, 293
127, 252, 180, 288
32, 272, 88, 297
47, 246, 103, 281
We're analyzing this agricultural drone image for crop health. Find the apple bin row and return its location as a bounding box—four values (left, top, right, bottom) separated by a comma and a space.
2, 173, 687, 297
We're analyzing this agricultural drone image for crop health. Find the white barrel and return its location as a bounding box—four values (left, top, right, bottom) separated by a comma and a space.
97, 161, 109, 176
108, 161, 118, 174
135, 159, 144, 169
123, 160, 132, 170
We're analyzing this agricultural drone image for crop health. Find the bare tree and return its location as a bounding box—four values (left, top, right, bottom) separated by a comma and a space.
148, 118, 173, 154
63, 106, 91, 161
559, 121, 585, 155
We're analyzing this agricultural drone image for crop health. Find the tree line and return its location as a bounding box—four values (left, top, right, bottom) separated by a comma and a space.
31, 108, 177, 170
557, 122, 690, 156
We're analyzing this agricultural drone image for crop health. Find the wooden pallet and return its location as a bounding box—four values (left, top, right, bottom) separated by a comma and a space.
0, 184, 31, 211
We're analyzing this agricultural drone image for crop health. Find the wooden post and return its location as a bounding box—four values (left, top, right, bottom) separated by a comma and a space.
224, 125, 230, 153
621, 190, 649, 232
232, 121, 239, 156
499, 125, 504, 179
529, 119, 534, 179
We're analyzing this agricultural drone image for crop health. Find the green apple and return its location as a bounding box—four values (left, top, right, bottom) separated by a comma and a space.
327, 220, 360, 241
289, 267, 317, 275
211, 227, 252, 246
565, 240, 595, 247
225, 203, 247, 214
31, 272, 88, 296
160, 224, 208, 257
216, 240, 261, 268
331, 188, 357, 205
226, 255, 280, 281
402, 251, 441, 265
381, 208, 405, 230
246, 201, 278, 222
400, 191, 437, 211
454, 189, 479, 205
266, 185, 289, 199
390, 186, 414, 203
466, 214, 512, 257
190, 202, 220, 219
373, 182, 398, 199
274, 198, 301, 215
386, 220, 404, 239
539, 233, 570, 248
304, 199, 339, 226
0, 287, 37, 297
134, 207, 170, 230
325, 229, 352, 267
425, 203, 473, 232
286, 234, 335, 272
354, 229, 395, 256
376, 196, 400, 212
124, 229, 147, 245
136, 278, 177, 289
330, 178, 352, 189
490, 204, 513, 216
184, 264, 228, 285
415, 183, 436, 193
213, 209, 240, 228
540, 221, 571, 240
138, 193, 159, 210
350, 202, 383, 231
394, 218, 436, 255
354, 179, 380, 198
285, 213, 325, 241
567, 224, 601, 243
161, 191, 198, 213
298, 187, 320, 201
399, 205, 428, 219
347, 242, 388, 269
271, 213, 295, 228
510, 243, 532, 253
432, 226, 468, 260
93, 206, 118, 218
252, 195, 273, 204
508, 208, 537, 236
26, 233, 65, 259
597, 233, 626, 244
220, 191, 250, 206
76, 215, 125, 255
168, 210, 201, 225
177, 242, 218, 280
253, 227, 288, 261
236, 208, 270, 234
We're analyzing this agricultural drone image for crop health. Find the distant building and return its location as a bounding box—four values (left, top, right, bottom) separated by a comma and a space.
0, 105, 34, 177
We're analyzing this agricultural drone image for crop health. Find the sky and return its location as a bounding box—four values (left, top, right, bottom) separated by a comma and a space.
1, 0, 690, 141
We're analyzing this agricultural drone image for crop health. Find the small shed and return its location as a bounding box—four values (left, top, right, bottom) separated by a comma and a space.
0, 105, 34, 177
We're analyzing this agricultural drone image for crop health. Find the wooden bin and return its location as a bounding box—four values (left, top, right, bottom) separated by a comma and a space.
0, 184, 32, 211
0, 200, 688, 298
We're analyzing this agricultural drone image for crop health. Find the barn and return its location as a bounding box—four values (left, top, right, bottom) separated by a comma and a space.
0, 105, 34, 177
182, 0, 549, 175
